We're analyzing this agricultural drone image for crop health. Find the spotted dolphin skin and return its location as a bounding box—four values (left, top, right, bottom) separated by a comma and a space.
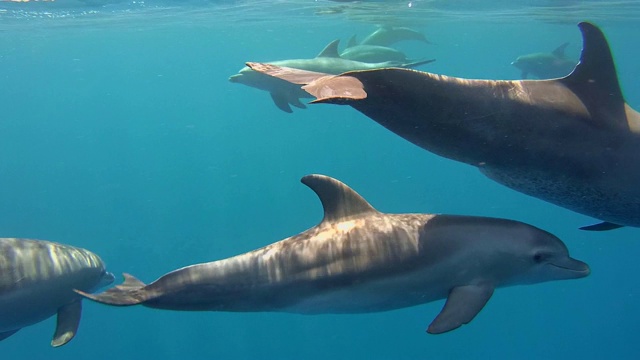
78, 174, 589, 334
229, 39, 434, 113
0, 238, 114, 347
247, 22, 639, 231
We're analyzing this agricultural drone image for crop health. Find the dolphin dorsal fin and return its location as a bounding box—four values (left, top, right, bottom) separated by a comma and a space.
552, 42, 569, 58
301, 174, 378, 223
316, 39, 341, 58
347, 34, 358, 48
559, 22, 626, 129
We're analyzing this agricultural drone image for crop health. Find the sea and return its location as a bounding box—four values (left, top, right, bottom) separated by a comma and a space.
1, 0, 639, 359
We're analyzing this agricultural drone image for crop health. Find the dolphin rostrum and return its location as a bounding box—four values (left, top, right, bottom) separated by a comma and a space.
0, 238, 114, 346
229, 39, 434, 113
247, 22, 640, 231
511, 42, 578, 79
77, 174, 589, 334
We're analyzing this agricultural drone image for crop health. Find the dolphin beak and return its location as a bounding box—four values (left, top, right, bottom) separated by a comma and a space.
229, 74, 241, 83
549, 257, 590, 278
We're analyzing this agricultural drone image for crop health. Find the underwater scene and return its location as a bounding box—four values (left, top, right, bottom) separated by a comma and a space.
1, 0, 640, 359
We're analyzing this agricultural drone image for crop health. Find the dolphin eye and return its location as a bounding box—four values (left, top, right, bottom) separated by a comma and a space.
533, 253, 545, 263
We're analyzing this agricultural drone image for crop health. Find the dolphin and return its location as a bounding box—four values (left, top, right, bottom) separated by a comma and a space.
229, 39, 435, 113
340, 44, 413, 63
511, 42, 578, 79
77, 174, 589, 334
359, 26, 430, 47
0, 238, 114, 346
246, 22, 640, 231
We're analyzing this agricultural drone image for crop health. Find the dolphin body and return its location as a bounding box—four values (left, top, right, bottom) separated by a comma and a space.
228, 39, 434, 113
78, 175, 589, 334
247, 22, 640, 231
0, 238, 114, 346
359, 26, 430, 46
511, 42, 578, 79
340, 44, 412, 63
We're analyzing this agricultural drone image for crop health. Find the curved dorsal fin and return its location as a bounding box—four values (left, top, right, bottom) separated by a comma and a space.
316, 39, 341, 58
347, 34, 358, 48
552, 42, 569, 58
301, 174, 378, 223
560, 22, 626, 129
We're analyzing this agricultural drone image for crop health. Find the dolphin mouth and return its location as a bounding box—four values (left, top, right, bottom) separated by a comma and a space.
549, 257, 590, 277
229, 74, 241, 83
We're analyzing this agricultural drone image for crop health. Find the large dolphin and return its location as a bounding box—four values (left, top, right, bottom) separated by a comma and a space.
0, 238, 114, 346
77, 174, 589, 334
228, 39, 434, 113
247, 22, 640, 231
511, 42, 578, 79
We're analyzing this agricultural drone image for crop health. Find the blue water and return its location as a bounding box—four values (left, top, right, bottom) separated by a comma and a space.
1, 0, 639, 359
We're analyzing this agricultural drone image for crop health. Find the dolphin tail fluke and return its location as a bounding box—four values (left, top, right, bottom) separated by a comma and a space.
74, 273, 148, 306
247, 62, 367, 104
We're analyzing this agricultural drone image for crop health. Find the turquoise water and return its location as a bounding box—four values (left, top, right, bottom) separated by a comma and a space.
1, 1, 639, 359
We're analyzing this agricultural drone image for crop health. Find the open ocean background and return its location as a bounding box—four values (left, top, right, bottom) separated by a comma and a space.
1, 0, 639, 359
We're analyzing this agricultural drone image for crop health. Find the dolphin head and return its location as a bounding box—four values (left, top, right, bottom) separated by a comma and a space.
501, 223, 590, 285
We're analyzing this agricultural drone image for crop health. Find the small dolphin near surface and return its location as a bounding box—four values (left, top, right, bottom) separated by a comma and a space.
77, 174, 589, 334
511, 42, 578, 79
359, 26, 430, 47
247, 22, 640, 231
0, 238, 114, 346
229, 39, 434, 113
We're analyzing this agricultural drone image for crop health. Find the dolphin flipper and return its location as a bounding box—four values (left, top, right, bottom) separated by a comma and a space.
75, 273, 148, 306
579, 221, 624, 231
51, 300, 82, 347
270, 92, 293, 113
0, 329, 20, 341
427, 284, 494, 334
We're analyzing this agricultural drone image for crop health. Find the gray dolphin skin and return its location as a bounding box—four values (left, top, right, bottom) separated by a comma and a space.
512, 42, 578, 79
0, 238, 114, 347
359, 26, 430, 46
247, 22, 640, 231
340, 44, 412, 63
77, 174, 589, 334
228, 39, 434, 113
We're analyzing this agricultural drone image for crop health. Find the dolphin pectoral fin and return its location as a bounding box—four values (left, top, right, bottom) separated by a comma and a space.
579, 221, 624, 231
270, 92, 293, 113
51, 300, 81, 347
0, 329, 20, 341
427, 284, 494, 334
75, 273, 148, 306
289, 96, 307, 109
246, 63, 367, 104
247, 62, 328, 86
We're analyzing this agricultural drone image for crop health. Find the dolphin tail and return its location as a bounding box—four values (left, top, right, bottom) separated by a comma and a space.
74, 273, 149, 306
247, 62, 366, 103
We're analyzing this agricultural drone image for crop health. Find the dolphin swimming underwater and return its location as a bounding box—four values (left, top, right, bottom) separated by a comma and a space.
247, 22, 640, 231
228, 39, 434, 113
0, 238, 114, 346
359, 26, 430, 47
511, 42, 577, 79
77, 174, 589, 334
